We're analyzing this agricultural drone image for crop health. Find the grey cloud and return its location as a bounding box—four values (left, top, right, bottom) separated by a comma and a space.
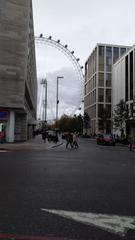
37, 66, 83, 120
33, 0, 135, 120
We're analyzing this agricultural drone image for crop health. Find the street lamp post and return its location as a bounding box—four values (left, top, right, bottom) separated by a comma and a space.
44, 79, 47, 124
41, 78, 47, 142
56, 76, 64, 128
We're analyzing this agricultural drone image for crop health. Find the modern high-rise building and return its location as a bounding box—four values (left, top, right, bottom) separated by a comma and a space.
112, 45, 135, 136
0, 0, 37, 142
84, 43, 130, 134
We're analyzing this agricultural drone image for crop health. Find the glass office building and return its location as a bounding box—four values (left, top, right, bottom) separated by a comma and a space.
84, 44, 130, 134
112, 45, 135, 136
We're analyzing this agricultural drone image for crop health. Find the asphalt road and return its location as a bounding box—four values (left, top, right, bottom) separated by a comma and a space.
0, 138, 135, 240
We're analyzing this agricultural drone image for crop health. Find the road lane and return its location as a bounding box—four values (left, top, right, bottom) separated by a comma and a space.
0, 139, 135, 239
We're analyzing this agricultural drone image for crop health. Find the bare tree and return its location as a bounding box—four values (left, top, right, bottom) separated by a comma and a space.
113, 99, 129, 137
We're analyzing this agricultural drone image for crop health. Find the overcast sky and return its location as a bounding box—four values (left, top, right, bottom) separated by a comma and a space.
32, 0, 135, 121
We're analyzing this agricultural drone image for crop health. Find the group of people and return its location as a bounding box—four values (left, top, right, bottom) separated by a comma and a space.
65, 132, 79, 149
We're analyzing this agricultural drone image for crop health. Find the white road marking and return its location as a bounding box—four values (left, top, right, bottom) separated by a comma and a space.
0, 150, 8, 152
41, 208, 135, 237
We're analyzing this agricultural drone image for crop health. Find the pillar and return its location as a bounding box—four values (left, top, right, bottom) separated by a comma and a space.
8, 111, 15, 142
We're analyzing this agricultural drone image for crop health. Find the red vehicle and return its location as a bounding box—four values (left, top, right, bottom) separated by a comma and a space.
96, 133, 115, 146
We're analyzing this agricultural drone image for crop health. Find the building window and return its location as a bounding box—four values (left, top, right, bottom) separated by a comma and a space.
98, 88, 104, 102
90, 105, 96, 118
99, 46, 104, 71
113, 47, 119, 63
86, 82, 90, 95
98, 104, 104, 118
106, 73, 111, 87
99, 46, 104, 56
106, 89, 111, 103
130, 51, 133, 100
106, 47, 112, 72
130, 103, 133, 117
120, 48, 126, 57
125, 55, 128, 101
98, 120, 104, 130
94, 90, 96, 102
106, 120, 111, 133
98, 73, 104, 87
94, 75, 96, 88
105, 104, 111, 118
90, 79, 92, 91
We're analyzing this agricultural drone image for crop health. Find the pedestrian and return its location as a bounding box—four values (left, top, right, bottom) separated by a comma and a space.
42, 130, 46, 143
129, 135, 133, 151
73, 132, 79, 148
0, 131, 5, 144
66, 132, 73, 149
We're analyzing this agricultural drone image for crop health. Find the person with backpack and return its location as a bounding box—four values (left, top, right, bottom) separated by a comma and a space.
66, 132, 73, 149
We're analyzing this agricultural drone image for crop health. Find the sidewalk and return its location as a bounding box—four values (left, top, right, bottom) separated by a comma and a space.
0, 135, 63, 151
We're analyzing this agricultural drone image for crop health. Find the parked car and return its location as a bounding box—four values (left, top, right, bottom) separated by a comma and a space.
46, 130, 58, 142
96, 133, 115, 146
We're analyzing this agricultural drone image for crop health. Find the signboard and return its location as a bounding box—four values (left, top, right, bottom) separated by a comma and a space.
0, 110, 9, 120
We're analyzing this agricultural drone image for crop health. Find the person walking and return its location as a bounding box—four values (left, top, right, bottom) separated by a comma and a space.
73, 132, 79, 149
66, 132, 73, 149
42, 130, 46, 143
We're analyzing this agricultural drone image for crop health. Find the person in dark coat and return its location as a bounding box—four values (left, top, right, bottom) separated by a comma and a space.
66, 132, 73, 148
42, 131, 46, 143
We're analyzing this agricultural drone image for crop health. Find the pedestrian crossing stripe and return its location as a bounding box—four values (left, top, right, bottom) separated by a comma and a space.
41, 208, 135, 237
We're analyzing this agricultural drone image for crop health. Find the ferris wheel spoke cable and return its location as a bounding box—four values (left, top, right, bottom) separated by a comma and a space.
35, 36, 84, 81
38, 85, 44, 120
35, 35, 84, 117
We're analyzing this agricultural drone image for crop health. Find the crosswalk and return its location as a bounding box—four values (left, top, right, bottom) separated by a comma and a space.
0, 149, 8, 153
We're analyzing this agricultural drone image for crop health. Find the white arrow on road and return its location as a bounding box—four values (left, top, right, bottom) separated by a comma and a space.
41, 208, 135, 237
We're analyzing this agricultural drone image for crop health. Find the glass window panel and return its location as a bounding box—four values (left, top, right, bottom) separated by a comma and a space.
106, 73, 111, 87
120, 48, 126, 57
106, 47, 112, 72
99, 46, 104, 56
98, 73, 104, 87
99, 46, 104, 71
98, 104, 104, 118
113, 47, 119, 63
106, 89, 111, 102
98, 119, 104, 130
105, 104, 111, 118
106, 120, 111, 133
98, 88, 104, 102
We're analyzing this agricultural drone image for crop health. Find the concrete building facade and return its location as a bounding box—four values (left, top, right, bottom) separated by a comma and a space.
112, 45, 135, 136
0, 0, 37, 142
84, 43, 130, 135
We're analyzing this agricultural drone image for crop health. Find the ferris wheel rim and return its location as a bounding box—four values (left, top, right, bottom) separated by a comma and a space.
35, 35, 84, 117
35, 35, 84, 83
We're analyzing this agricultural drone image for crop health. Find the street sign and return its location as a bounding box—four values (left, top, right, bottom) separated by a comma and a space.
0, 110, 9, 120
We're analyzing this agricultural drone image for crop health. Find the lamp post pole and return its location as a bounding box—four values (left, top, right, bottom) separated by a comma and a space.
41, 78, 47, 142
56, 76, 64, 128
44, 79, 47, 124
